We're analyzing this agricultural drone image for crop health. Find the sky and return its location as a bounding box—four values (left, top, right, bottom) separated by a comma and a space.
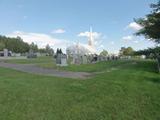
0, 0, 158, 53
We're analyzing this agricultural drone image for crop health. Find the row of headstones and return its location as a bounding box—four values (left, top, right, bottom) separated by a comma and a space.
0, 49, 38, 58
55, 53, 121, 66
71, 55, 121, 65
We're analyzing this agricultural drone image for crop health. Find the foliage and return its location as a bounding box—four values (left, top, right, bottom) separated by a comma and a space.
100, 49, 108, 56
45, 44, 54, 56
119, 47, 134, 56
135, 0, 160, 44
0, 42, 5, 51
38, 48, 47, 53
0, 35, 55, 55
0, 35, 30, 53
134, 47, 160, 59
56, 48, 63, 54
29, 42, 38, 52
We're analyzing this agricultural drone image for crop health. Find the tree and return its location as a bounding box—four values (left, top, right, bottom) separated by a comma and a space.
30, 42, 38, 52
135, 1, 160, 44
135, 47, 160, 58
0, 35, 30, 53
100, 49, 108, 56
45, 44, 54, 56
38, 48, 46, 53
119, 47, 134, 56
135, 0, 160, 72
0, 42, 5, 51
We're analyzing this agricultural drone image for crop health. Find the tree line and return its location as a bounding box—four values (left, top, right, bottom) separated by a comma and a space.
0, 36, 30, 53
0, 35, 54, 55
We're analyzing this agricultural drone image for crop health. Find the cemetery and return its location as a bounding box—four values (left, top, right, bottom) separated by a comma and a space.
0, 25, 159, 120
0, 0, 160, 120
0, 55, 160, 120
0, 19, 160, 120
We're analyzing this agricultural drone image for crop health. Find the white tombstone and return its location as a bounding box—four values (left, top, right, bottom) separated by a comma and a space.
82, 55, 88, 64
3, 49, 8, 57
72, 54, 81, 64
61, 57, 68, 66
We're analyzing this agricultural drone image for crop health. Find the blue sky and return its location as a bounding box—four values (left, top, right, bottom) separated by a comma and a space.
0, 0, 157, 53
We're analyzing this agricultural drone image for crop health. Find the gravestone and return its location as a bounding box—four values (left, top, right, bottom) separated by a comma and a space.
60, 54, 68, 66
56, 53, 68, 66
72, 54, 81, 64
82, 55, 88, 64
27, 49, 37, 58
3, 49, 8, 57
56, 53, 62, 64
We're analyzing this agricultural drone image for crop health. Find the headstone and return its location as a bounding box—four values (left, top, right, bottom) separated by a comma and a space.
60, 54, 68, 66
91, 54, 98, 63
72, 54, 81, 64
56, 53, 62, 64
3, 49, 8, 57
56, 53, 68, 66
82, 55, 88, 64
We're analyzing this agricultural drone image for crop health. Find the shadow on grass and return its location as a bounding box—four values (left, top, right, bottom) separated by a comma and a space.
147, 77, 160, 84
121, 60, 159, 73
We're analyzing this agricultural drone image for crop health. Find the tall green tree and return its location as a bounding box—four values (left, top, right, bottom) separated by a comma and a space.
135, 0, 160, 72
135, 1, 160, 44
119, 47, 134, 56
30, 42, 38, 52
45, 44, 54, 56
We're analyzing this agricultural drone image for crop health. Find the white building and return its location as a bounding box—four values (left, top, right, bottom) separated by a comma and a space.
66, 27, 96, 55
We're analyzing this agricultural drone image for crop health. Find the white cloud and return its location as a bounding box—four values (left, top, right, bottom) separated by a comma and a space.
127, 22, 143, 31
78, 30, 102, 48
122, 35, 133, 41
133, 40, 139, 43
51, 29, 66, 34
7, 31, 71, 52
122, 35, 141, 44
78, 30, 108, 54
78, 31, 101, 39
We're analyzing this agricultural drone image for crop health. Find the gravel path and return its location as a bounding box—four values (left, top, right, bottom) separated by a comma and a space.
0, 62, 92, 79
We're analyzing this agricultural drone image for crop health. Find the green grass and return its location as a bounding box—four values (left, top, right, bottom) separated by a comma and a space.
0, 59, 160, 120
4, 56, 144, 72
5, 56, 54, 64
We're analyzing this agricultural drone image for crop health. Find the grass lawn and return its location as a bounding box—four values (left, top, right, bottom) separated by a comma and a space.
4, 56, 148, 72
0, 58, 160, 120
